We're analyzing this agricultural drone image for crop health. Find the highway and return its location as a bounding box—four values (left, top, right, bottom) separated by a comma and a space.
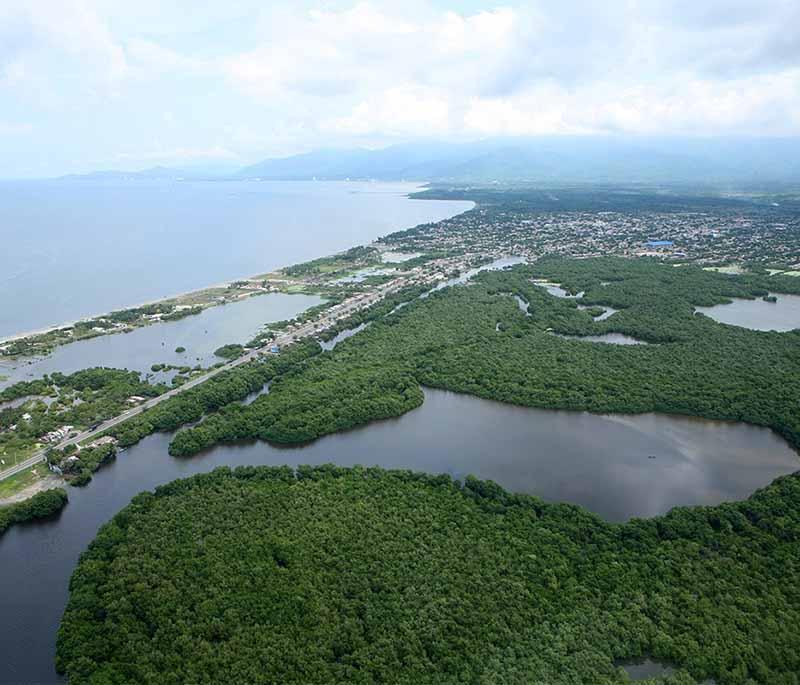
0, 279, 405, 482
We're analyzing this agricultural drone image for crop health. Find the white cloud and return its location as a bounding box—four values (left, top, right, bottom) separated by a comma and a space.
1, 0, 800, 175
328, 86, 452, 136
115, 145, 239, 163
216, 1, 800, 141
0, 0, 128, 83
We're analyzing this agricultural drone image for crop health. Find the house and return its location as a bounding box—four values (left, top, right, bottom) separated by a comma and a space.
42, 425, 74, 443
88, 436, 118, 449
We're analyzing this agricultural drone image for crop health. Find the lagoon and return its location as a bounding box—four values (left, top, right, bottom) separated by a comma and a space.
0, 386, 796, 682
0, 293, 323, 390
695, 293, 800, 331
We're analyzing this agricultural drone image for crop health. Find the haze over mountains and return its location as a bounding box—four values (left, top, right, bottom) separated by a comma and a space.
61, 137, 800, 186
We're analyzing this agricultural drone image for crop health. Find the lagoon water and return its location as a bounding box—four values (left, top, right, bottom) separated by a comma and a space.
695, 293, 800, 331
0, 180, 472, 338
0, 292, 323, 391
1, 387, 797, 683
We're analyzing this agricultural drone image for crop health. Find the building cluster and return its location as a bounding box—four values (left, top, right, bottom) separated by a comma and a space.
384, 205, 800, 267
41, 425, 74, 444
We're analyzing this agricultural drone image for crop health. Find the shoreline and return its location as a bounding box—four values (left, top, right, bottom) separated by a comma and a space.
0, 186, 474, 352
0, 276, 242, 347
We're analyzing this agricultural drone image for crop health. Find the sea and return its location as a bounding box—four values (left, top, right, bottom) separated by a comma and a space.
0, 179, 472, 339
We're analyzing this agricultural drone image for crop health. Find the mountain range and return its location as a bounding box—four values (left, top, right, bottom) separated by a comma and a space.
60, 137, 800, 185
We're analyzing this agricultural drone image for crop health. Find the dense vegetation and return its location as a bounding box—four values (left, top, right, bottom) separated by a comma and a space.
56, 465, 800, 684
283, 246, 379, 277
213, 343, 245, 360
0, 487, 67, 535
107, 341, 320, 449
169, 257, 800, 456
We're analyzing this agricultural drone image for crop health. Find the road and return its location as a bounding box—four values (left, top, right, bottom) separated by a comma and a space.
0, 279, 405, 482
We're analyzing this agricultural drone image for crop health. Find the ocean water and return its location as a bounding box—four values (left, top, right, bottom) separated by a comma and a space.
0, 180, 472, 338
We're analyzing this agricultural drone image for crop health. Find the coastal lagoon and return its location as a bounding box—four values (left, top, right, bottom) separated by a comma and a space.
0, 293, 323, 391
0, 180, 472, 338
695, 293, 800, 331
1, 387, 796, 682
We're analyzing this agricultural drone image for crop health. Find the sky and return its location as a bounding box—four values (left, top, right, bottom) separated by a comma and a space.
1, 0, 799, 178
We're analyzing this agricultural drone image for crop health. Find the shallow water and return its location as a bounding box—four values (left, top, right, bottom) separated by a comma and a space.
0, 293, 322, 390
695, 293, 800, 331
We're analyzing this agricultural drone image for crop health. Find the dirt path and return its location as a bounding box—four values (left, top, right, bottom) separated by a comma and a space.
0, 474, 64, 506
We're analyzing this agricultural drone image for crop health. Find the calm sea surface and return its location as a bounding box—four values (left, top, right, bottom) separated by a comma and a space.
0, 180, 472, 338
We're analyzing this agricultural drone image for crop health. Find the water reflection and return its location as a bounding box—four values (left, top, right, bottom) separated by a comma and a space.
319, 323, 370, 351
0, 293, 323, 390
552, 332, 647, 345
695, 293, 800, 331
0, 387, 796, 682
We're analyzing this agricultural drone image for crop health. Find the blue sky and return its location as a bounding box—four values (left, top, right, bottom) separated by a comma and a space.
1, 0, 799, 178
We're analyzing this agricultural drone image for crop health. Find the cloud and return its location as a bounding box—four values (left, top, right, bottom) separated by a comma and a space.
1, 0, 800, 176
115, 145, 239, 163
218, 1, 800, 141
0, 1, 128, 84
327, 86, 452, 137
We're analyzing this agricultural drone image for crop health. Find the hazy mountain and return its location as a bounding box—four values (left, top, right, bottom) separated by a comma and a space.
59, 161, 241, 181
62, 137, 800, 185
237, 137, 800, 185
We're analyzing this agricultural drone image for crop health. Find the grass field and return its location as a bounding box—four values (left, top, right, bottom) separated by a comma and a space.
0, 464, 46, 500
703, 264, 745, 274
0, 441, 40, 474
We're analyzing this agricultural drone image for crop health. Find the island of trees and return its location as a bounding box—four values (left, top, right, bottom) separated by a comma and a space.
56, 465, 800, 684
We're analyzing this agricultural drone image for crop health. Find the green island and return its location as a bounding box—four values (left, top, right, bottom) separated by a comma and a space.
56, 465, 800, 684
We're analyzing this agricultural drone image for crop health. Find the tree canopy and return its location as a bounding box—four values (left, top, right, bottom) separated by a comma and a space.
169, 258, 800, 456
56, 465, 800, 684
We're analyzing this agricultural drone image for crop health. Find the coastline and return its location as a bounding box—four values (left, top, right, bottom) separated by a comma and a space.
0, 277, 252, 344
0, 278, 236, 346
0, 185, 474, 356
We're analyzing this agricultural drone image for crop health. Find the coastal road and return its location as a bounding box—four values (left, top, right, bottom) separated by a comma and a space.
0, 279, 405, 482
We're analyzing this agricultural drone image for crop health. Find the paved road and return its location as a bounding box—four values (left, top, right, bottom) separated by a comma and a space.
0, 280, 405, 482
